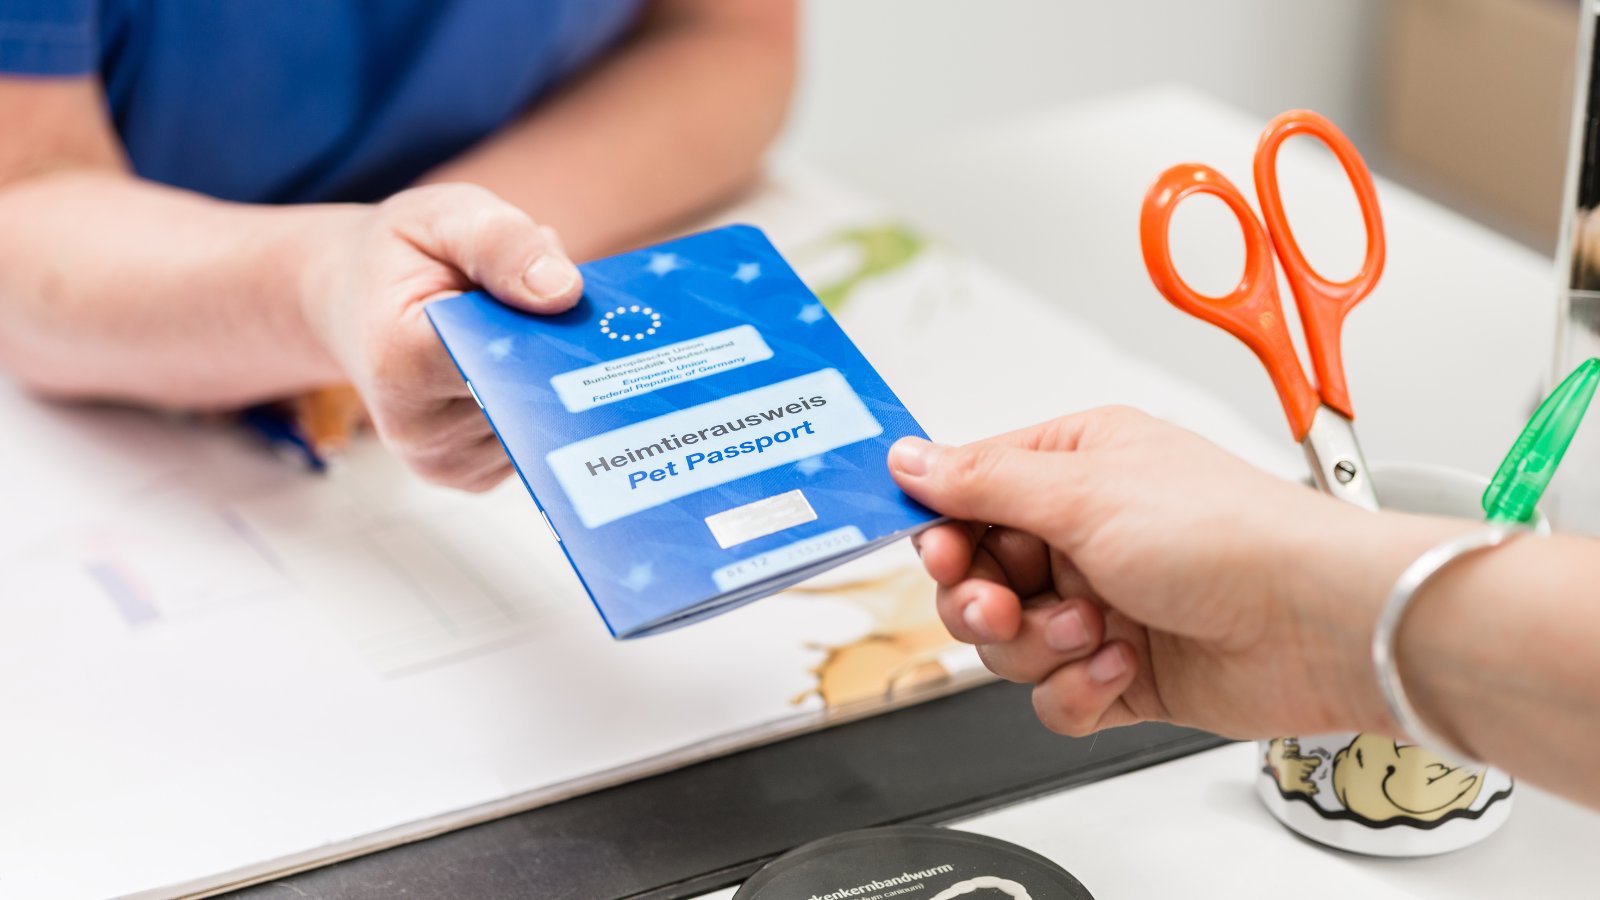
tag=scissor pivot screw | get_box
[1333,460,1358,484]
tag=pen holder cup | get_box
[1255,461,1548,857]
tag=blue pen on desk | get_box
[241,404,326,471]
[240,385,365,471]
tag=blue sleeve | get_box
[0,0,96,75]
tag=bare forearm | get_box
[1301,512,1600,806]
[417,0,796,260]
[1400,531,1600,804]
[0,170,349,407]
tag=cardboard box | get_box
[1380,0,1580,248]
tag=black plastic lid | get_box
[734,825,1094,900]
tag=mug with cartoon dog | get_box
[1254,462,1547,855]
[1257,733,1514,855]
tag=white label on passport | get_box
[550,324,773,412]
[704,489,817,549]
[712,526,866,591]
[546,368,883,529]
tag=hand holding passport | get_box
[427,224,940,637]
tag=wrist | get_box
[284,202,371,383]
[1278,500,1472,736]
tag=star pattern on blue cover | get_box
[600,305,662,341]
[619,562,654,591]
[646,253,683,276]
[734,262,761,283]
[795,455,827,476]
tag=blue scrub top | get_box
[0,0,648,203]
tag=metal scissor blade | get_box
[1301,405,1380,511]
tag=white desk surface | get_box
[696,87,1599,898]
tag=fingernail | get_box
[1045,608,1089,653]
[889,437,947,478]
[523,254,579,301]
[962,602,996,642]
[1087,644,1127,684]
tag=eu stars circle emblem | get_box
[600,305,662,342]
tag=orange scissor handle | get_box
[1139,163,1321,441]
[1254,110,1385,420]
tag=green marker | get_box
[1482,358,1600,523]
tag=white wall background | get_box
[781,0,1382,169]
[769,0,1567,475]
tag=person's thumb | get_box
[889,435,1088,540]
[393,183,583,313]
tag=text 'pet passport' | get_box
[426,225,939,637]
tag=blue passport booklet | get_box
[425,224,939,638]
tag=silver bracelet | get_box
[1372,524,1529,768]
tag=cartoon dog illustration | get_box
[1265,734,1485,824]
[1266,737,1322,796]
[1331,734,1483,823]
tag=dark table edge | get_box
[624,731,1236,900]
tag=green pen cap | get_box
[1482,357,1600,523]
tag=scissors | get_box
[1139,109,1384,511]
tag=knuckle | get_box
[935,589,969,637]
[973,645,1028,684]
[400,443,483,489]
[462,465,512,493]
[1097,404,1156,438]
[1032,675,1108,736]
[940,443,1001,494]
[973,646,1009,681]
[377,416,484,481]
[413,181,496,209]
[400,450,457,485]
[362,361,426,412]
[412,420,484,463]
[1032,687,1098,737]
[380,183,518,245]
[363,331,457,399]
[378,183,463,219]
[466,201,532,244]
